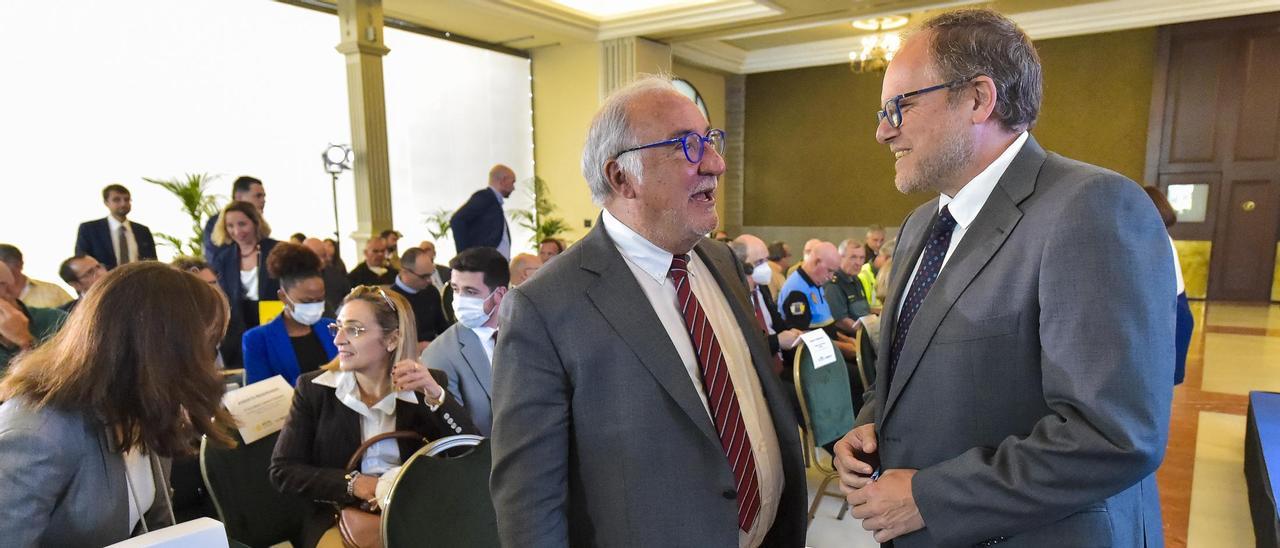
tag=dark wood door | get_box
[1148,13,1280,301]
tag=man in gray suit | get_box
[420,246,508,436]
[490,76,807,547]
[833,9,1174,547]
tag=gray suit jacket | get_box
[854,136,1174,547]
[0,397,175,548]
[421,322,494,436]
[490,221,808,547]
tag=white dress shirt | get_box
[122,447,155,532]
[311,369,439,475]
[470,326,497,364]
[106,216,138,264]
[240,267,259,301]
[491,187,511,260]
[601,209,783,548]
[898,132,1028,318]
[752,287,777,335]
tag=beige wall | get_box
[531,42,601,242]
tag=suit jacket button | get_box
[723,489,737,500]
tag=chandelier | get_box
[849,15,909,73]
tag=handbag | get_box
[337,431,428,548]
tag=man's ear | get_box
[968,75,999,124]
[605,159,638,199]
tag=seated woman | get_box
[243,243,337,386]
[209,200,280,367]
[0,262,234,547]
[270,286,477,548]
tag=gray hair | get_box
[581,76,679,206]
[921,8,1042,132]
[837,238,863,255]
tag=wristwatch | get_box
[345,471,361,498]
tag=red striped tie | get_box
[668,254,761,532]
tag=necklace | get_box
[239,244,260,259]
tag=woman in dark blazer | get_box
[0,262,234,547]
[243,243,338,386]
[209,200,280,367]
[270,286,477,547]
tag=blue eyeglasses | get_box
[616,129,726,164]
[876,78,975,128]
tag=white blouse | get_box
[122,447,155,532]
[240,267,259,301]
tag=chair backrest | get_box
[381,435,499,548]
[199,432,310,548]
[791,334,855,455]
[856,324,878,390]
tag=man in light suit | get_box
[74,184,158,270]
[834,9,1174,547]
[451,165,515,259]
[490,77,807,547]
[421,247,508,436]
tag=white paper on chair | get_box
[222,375,293,443]
[800,329,837,369]
[106,517,228,547]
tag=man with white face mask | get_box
[419,247,508,436]
[242,243,339,386]
[730,234,802,381]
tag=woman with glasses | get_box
[270,286,477,548]
[209,200,280,367]
[242,243,337,386]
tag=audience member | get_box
[289,233,306,244]
[56,255,106,313]
[242,243,337,386]
[508,253,542,286]
[415,240,452,290]
[826,238,872,336]
[0,261,66,371]
[74,184,159,270]
[712,229,731,243]
[1145,186,1194,385]
[863,224,886,268]
[778,240,839,330]
[323,238,344,268]
[0,262,233,546]
[451,164,515,258]
[785,238,821,276]
[380,229,403,270]
[347,236,397,286]
[731,234,803,377]
[303,238,350,318]
[871,238,895,305]
[389,247,450,349]
[0,244,74,309]
[170,256,221,288]
[490,76,806,546]
[537,237,565,264]
[209,200,280,367]
[421,247,509,436]
[270,286,476,548]
[203,176,266,257]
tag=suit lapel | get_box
[580,222,722,449]
[456,327,494,401]
[266,316,301,382]
[96,218,118,269]
[874,203,935,425]
[881,136,1047,421]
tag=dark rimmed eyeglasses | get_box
[616,129,726,164]
[876,78,975,129]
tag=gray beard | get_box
[895,129,975,195]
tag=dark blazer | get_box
[756,285,787,355]
[347,262,397,287]
[270,368,477,548]
[854,135,1173,547]
[74,217,157,269]
[490,220,808,547]
[242,315,339,386]
[202,214,223,259]
[389,282,449,343]
[450,188,506,254]
[209,238,281,367]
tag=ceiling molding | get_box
[665,0,981,43]
[1011,0,1280,40]
[672,40,749,73]
[597,1,784,40]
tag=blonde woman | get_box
[209,200,279,366]
[269,286,476,547]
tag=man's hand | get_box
[777,329,803,350]
[847,469,924,543]
[0,299,32,350]
[834,424,878,490]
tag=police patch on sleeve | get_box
[789,301,806,315]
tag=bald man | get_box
[508,253,542,286]
[452,164,516,259]
[731,235,803,377]
[777,241,839,330]
[0,261,66,371]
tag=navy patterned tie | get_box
[887,206,957,388]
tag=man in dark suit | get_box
[451,164,515,259]
[834,10,1174,547]
[74,184,157,270]
[389,247,450,347]
[490,77,807,547]
[202,176,265,258]
[347,236,397,287]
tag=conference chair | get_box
[792,334,856,525]
[381,435,499,548]
[199,431,310,547]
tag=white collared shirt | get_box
[752,287,776,335]
[393,276,419,295]
[106,216,138,264]
[898,132,1028,317]
[470,326,497,364]
[311,369,433,475]
[601,208,783,548]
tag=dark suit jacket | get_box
[855,135,1173,547]
[74,217,158,269]
[209,238,281,367]
[347,262,397,287]
[242,315,339,386]
[490,220,807,547]
[270,368,477,548]
[450,188,506,253]
[389,283,449,343]
[202,214,223,259]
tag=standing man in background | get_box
[451,165,515,259]
[74,184,158,270]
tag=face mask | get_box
[750,262,772,286]
[453,290,496,329]
[287,296,325,326]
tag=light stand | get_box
[322,144,352,240]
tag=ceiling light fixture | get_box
[849,16,909,73]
